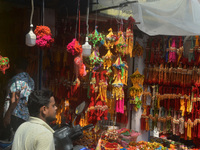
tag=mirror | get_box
[75,101,86,115]
[72,101,86,127]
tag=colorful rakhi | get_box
[0,55,10,74]
[88,26,105,48]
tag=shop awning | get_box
[93,0,200,36]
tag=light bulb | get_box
[26,24,36,47]
[82,37,91,57]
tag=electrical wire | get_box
[86,0,90,36]
[75,0,80,39]
[30,0,34,26]
[42,0,45,25]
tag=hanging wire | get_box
[42,0,45,25]
[115,6,122,24]
[30,0,34,26]
[75,0,80,39]
[86,0,90,36]
[95,5,98,27]
[120,18,123,31]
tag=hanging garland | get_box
[34,25,54,49]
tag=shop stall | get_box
[1,0,200,149]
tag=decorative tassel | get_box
[169,37,177,63]
[189,37,195,63]
[165,38,171,63]
[177,37,184,65]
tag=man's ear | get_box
[40,106,48,115]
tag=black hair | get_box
[14,57,28,71]
[28,89,53,117]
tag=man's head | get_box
[28,90,57,123]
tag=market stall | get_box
[1,0,200,149]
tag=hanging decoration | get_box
[104,28,118,50]
[67,38,83,56]
[0,55,10,74]
[88,26,105,48]
[126,28,134,57]
[102,49,113,70]
[113,56,125,79]
[177,37,184,65]
[112,76,124,114]
[88,47,103,71]
[34,25,54,49]
[102,28,117,71]
[115,31,127,56]
[168,37,177,63]
[132,41,144,57]
[194,36,200,66]
[188,37,195,63]
[129,68,144,111]
[142,35,200,147]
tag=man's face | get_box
[45,96,57,123]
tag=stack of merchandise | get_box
[117,128,141,148]
[150,136,195,150]
[129,141,167,150]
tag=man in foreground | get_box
[12,90,57,150]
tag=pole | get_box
[38,0,44,90]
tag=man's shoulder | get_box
[17,121,53,135]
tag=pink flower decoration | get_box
[66,38,76,55]
[36,35,54,49]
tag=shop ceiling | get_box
[5,0,200,36]
[1,0,136,19]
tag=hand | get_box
[11,91,20,104]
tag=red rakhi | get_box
[0,55,10,74]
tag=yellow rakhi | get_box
[132,41,143,57]
[112,76,124,100]
[113,56,125,79]
[115,31,127,56]
[102,49,113,70]
[129,84,143,98]
[104,28,118,50]
[130,68,144,85]
[126,28,134,57]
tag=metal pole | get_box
[38,0,44,90]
